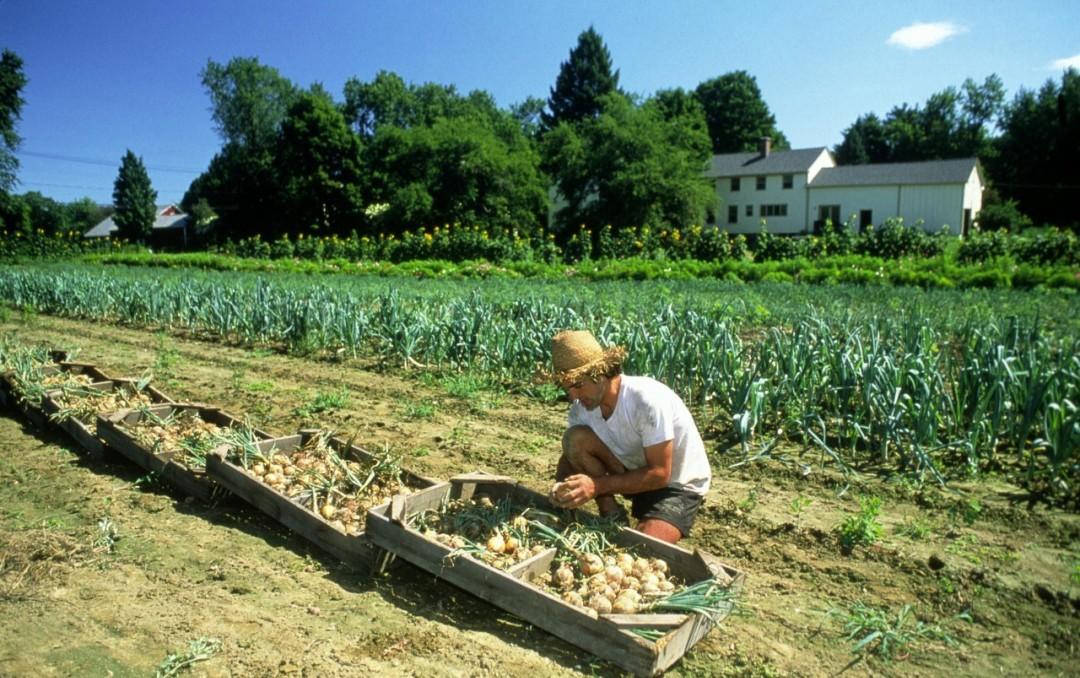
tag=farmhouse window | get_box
[818,205,841,226]
[731,177,740,191]
[761,204,788,217]
[782,174,793,189]
[756,176,766,190]
[728,205,738,224]
[746,205,754,217]
[859,210,873,231]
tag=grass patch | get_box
[293,388,350,419]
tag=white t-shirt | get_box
[568,375,711,496]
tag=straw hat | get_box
[538,330,626,386]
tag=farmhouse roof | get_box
[810,158,981,188]
[84,204,190,238]
[705,147,831,177]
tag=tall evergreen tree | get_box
[541,27,620,130]
[112,150,157,243]
[694,71,788,154]
[0,49,28,194]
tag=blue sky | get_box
[2,0,1078,206]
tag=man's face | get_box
[564,377,605,410]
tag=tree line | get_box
[1,30,1078,245]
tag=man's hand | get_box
[549,474,598,509]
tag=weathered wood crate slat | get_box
[206,430,438,569]
[366,476,745,676]
[96,403,274,501]
[2,362,113,427]
[41,379,175,459]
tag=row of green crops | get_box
[1,263,1077,504]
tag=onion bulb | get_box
[611,595,638,614]
[562,591,584,607]
[650,557,669,575]
[580,553,604,576]
[320,503,336,520]
[616,553,635,575]
[587,593,612,615]
[486,533,506,554]
[632,557,651,578]
[603,565,625,587]
[503,536,519,554]
[555,565,575,589]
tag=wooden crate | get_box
[0,350,70,408]
[97,403,274,501]
[40,379,175,459]
[366,475,745,676]
[206,430,438,568]
[3,362,113,427]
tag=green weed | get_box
[153,333,180,378]
[895,517,933,541]
[403,399,438,420]
[154,636,221,678]
[244,379,274,393]
[837,496,884,551]
[412,446,432,458]
[94,517,119,553]
[789,494,812,525]
[829,601,959,663]
[441,372,486,398]
[293,388,350,418]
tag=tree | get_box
[364,110,547,235]
[541,27,620,131]
[543,93,714,234]
[64,197,108,236]
[510,96,546,139]
[991,68,1080,229]
[274,90,366,235]
[694,71,789,154]
[835,114,888,164]
[112,150,157,243]
[189,57,298,239]
[836,75,1005,165]
[0,49,28,194]
[201,57,299,149]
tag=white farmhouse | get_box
[705,139,983,236]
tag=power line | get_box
[16,150,203,174]
[19,180,190,192]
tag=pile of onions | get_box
[542,553,676,617]
[244,441,404,536]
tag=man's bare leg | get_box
[559,425,626,515]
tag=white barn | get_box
[705,139,983,236]
[85,204,192,245]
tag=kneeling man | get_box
[544,330,711,544]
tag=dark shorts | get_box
[630,486,704,537]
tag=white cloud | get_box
[1050,53,1080,70]
[887,22,965,50]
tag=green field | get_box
[2,262,1077,504]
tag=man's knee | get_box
[565,425,600,457]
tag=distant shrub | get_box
[976,200,1032,233]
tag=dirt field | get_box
[1,313,1077,677]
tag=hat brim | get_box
[534,345,627,386]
